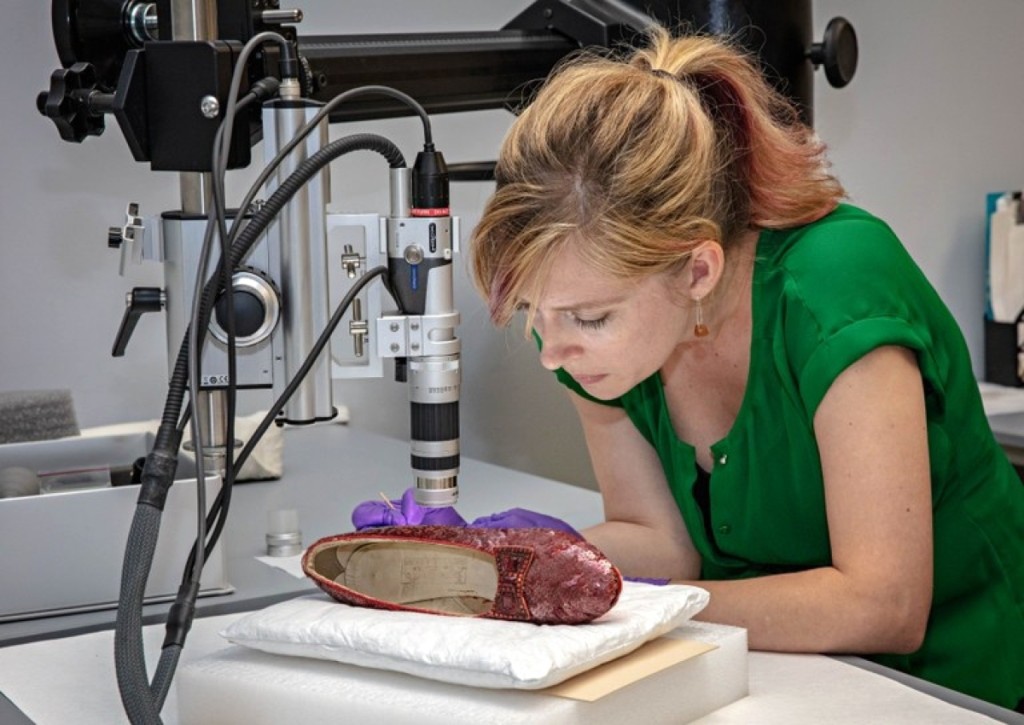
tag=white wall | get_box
[813,0,1024,353]
[3,1,1024,492]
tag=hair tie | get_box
[650,68,678,81]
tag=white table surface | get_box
[0,423,1020,723]
[0,609,1005,725]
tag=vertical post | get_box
[262,82,337,424]
[169,0,229,468]
[170,0,219,214]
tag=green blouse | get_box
[554,204,1024,708]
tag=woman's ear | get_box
[686,241,725,300]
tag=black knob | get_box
[808,17,858,89]
[209,270,281,347]
[215,289,267,339]
[108,226,124,248]
[37,62,109,142]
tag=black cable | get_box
[156,136,403,534]
[146,93,266,707]
[227,85,431,253]
[180,92,259,594]
[176,402,192,437]
[172,133,405,583]
[114,504,168,724]
[115,32,293,723]
[184,265,391,569]
[114,63,421,723]
[178,135,405,579]
[192,265,401,569]
[237,267,389,476]
[182,48,286,604]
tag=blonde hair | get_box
[470,27,845,325]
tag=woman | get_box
[469,27,1023,709]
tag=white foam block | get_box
[217,583,711,690]
[176,620,748,724]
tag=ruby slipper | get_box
[302,525,623,624]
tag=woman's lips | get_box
[573,373,608,386]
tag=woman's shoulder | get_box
[759,203,913,281]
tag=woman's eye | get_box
[573,315,608,330]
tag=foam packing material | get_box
[176,620,749,724]
[218,582,710,689]
[0,389,78,444]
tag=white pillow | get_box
[221,581,709,690]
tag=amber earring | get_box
[694,298,709,337]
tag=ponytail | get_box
[470,26,844,325]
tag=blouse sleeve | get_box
[775,215,947,419]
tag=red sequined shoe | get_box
[302,525,622,624]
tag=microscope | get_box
[36,0,859,501]
[36,1,856,721]
[42,5,464,511]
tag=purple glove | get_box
[470,511,666,582]
[469,508,580,537]
[623,576,671,586]
[351,488,467,531]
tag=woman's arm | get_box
[685,345,934,654]
[572,394,703,580]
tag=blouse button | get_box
[718,523,732,535]
[717,453,728,466]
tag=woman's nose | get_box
[539,333,580,371]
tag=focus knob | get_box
[210,269,280,348]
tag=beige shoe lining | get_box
[312,541,498,616]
